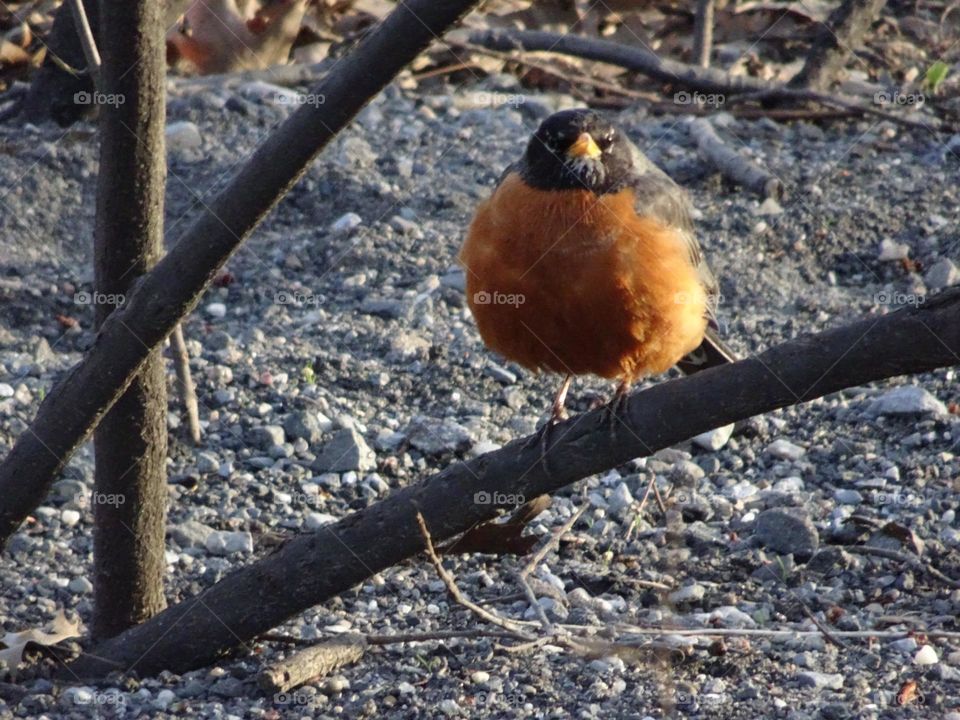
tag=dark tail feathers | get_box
[675,326,737,375]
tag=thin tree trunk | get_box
[91,0,168,639]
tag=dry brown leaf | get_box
[168,0,308,75]
[0,611,81,672]
[0,38,29,67]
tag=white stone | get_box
[205,302,227,319]
[205,530,253,555]
[330,212,362,233]
[165,121,202,151]
[915,645,939,665]
[878,238,910,261]
[766,439,806,461]
[693,423,734,451]
[870,386,947,417]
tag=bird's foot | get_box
[602,380,631,440]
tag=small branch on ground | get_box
[257,635,367,693]
[689,117,784,200]
[845,545,960,589]
[511,502,586,633]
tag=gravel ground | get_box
[1,73,960,719]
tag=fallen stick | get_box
[464,28,938,131]
[65,289,960,678]
[845,545,960,589]
[257,635,367,693]
[689,117,784,200]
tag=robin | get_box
[459,108,735,435]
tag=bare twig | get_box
[260,628,521,647]
[169,324,201,445]
[800,604,849,650]
[66,0,101,88]
[512,503,586,631]
[521,503,587,578]
[416,513,534,640]
[689,117,784,200]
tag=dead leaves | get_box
[0,611,81,674]
[167,0,308,75]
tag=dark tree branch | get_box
[0,0,481,548]
[90,0,169,639]
[466,28,771,96]
[464,29,937,131]
[788,0,887,92]
[67,289,960,678]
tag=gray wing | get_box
[625,141,737,371]
[624,141,720,320]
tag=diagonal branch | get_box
[66,288,960,678]
[0,0,482,547]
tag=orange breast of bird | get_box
[459,172,708,382]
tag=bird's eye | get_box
[597,131,615,150]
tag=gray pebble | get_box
[312,428,376,473]
[754,508,819,560]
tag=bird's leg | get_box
[603,379,631,438]
[523,374,572,473]
[550,374,572,424]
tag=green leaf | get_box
[924,61,950,93]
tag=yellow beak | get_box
[567,132,602,159]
